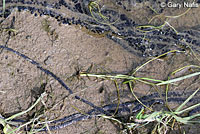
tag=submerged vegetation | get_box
[80,49,200,133]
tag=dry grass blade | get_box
[5,93,46,121]
[129,82,153,111]
[132,50,183,75]
[0,93,47,134]
[156,72,200,86]
[175,88,200,113]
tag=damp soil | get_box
[0,1,200,134]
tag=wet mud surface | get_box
[0,0,200,134]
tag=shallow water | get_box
[1,0,200,56]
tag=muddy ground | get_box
[0,2,200,134]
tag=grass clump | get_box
[88,0,118,25]
[0,93,51,134]
[80,49,200,134]
[93,88,200,134]
[136,6,191,34]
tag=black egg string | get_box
[1,0,200,57]
[0,46,199,131]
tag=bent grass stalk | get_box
[131,49,184,75]
[80,73,165,83]
[156,71,200,86]
[80,49,200,133]
[99,88,200,133]
[129,81,153,111]
[113,80,121,116]
[136,6,191,33]
[183,39,200,62]
[0,93,47,134]
[88,0,109,24]
[88,0,119,26]
[165,65,200,105]
[80,50,200,120]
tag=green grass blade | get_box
[2,0,6,16]
[129,82,153,111]
[175,88,200,113]
[175,103,200,115]
[157,72,200,86]
[182,113,200,121]
[5,93,46,121]
[132,50,183,75]
[173,114,200,124]
[99,115,123,124]
[173,115,189,124]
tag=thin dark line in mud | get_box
[1,1,200,132]
[1,45,200,131]
[0,45,73,94]
[11,92,200,131]
[0,45,109,115]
